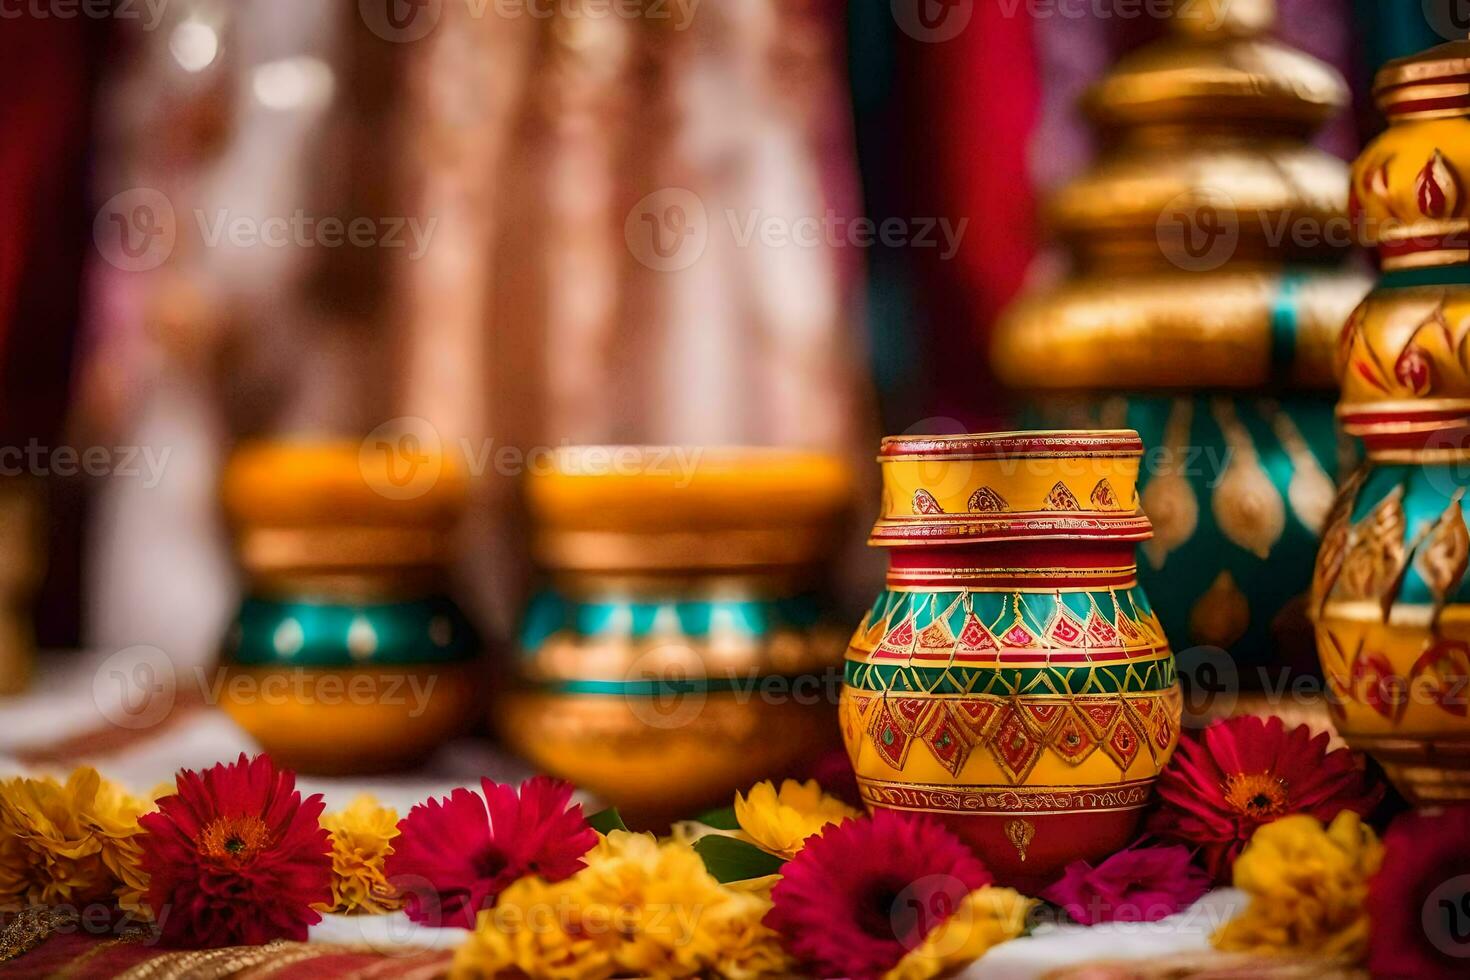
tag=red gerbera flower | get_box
[137,754,331,948]
[1041,842,1210,925]
[766,808,994,979]
[1369,805,1470,979]
[386,774,596,928]
[1146,716,1382,882]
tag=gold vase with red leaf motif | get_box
[1314,40,1470,804]
[840,431,1181,889]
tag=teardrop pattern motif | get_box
[1416,149,1461,220]
[1210,400,1286,561]
[1395,342,1434,396]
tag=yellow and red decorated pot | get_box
[841,431,1181,888]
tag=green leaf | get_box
[586,807,628,834]
[696,805,741,831]
[693,834,784,883]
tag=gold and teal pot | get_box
[1313,40,1470,805]
[499,447,853,826]
[842,431,1181,890]
[993,1,1371,671]
[217,441,479,774]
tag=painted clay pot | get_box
[217,441,478,774]
[841,431,1181,889]
[499,447,853,826]
[1312,39,1470,805]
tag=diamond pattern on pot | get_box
[1103,714,1143,770]
[867,700,913,770]
[990,702,1045,783]
[919,703,978,776]
[1051,707,1098,764]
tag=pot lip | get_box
[878,429,1143,461]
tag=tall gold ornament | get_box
[1314,39,1470,804]
[994,0,1371,671]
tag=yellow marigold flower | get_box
[884,887,1034,980]
[79,774,156,916]
[0,767,149,910]
[451,830,788,980]
[317,794,403,915]
[454,874,617,980]
[734,779,860,859]
[697,882,792,980]
[1213,811,1383,959]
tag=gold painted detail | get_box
[968,487,1008,513]
[1211,399,1286,560]
[1141,399,1199,570]
[1334,485,1407,613]
[1417,492,1470,618]
[1044,482,1082,511]
[1189,571,1252,649]
[1005,819,1036,862]
[1090,478,1121,511]
[913,490,944,515]
[1269,402,1336,535]
[855,777,1156,816]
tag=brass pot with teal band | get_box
[994,0,1370,668]
[217,440,479,774]
[500,447,853,826]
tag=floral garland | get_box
[0,715,1465,978]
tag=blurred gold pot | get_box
[499,446,853,826]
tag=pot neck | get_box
[883,540,1139,591]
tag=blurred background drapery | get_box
[9,0,1458,673]
[76,0,878,668]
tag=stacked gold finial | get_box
[994,0,1370,669]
